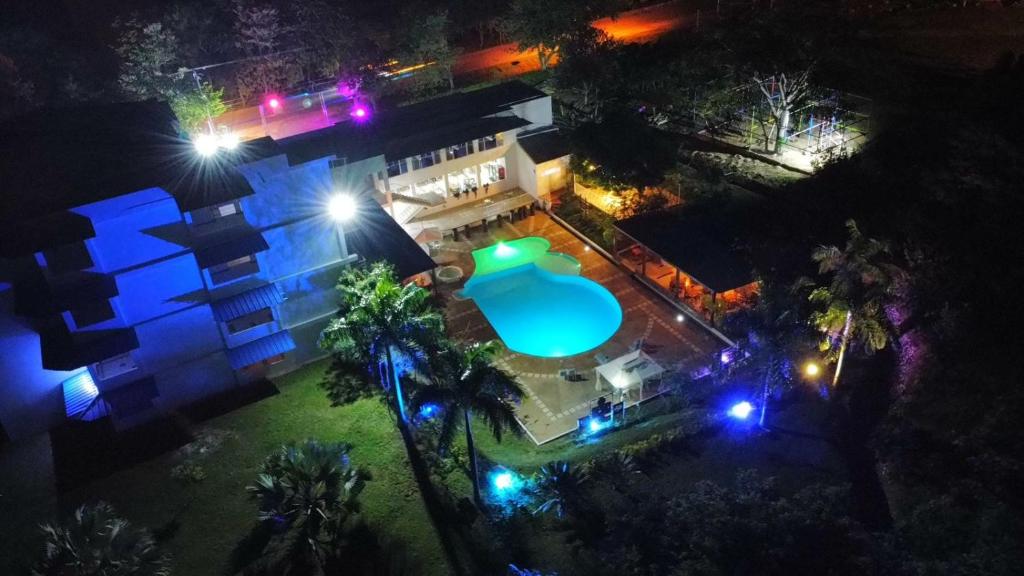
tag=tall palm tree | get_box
[411,340,524,506]
[247,440,364,575]
[807,219,904,387]
[533,461,589,519]
[33,502,170,576]
[318,262,444,423]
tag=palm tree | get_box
[591,451,642,493]
[247,440,364,575]
[807,219,904,387]
[318,262,444,423]
[533,461,589,518]
[33,502,170,576]
[411,340,524,506]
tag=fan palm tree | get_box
[806,219,904,387]
[33,502,170,576]
[247,440,364,575]
[591,451,642,493]
[533,461,589,518]
[318,262,444,423]
[411,340,524,506]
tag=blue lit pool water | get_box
[462,237,622,358]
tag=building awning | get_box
[193,230,269,269]
[211,283,285,322]
[227,330,296,369]
[345,200,437,280]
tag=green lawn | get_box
[57,361,449,576]
[2,358,842,576]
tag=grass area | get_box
[47,361,449,576]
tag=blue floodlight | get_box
[418,403,440,420]
[728,401,754,420]
[589,418,602,433]
[720,350,733,365]
[493,471,514,491]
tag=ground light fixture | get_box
[675,313,685,323]
[728,401,754,420]
[494,241,516,258]
[804,361,821,378]
[327,193,358,221]
[266,95,281,110]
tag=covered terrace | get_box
[611,198,762,326]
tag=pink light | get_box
[350,104,371,123]
[266,96,281,110]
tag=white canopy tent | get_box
[594,350,665,403]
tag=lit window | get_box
[94,352,138,381]
[446,141,474,160]
[209,255,259,285]
[411,150,442,170]
[217,203,238,217]
[480,157,507,184]
[477,134,503,151]
[387,158,408,177]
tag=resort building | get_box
[0,81,568,441]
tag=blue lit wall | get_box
[78,191,187,274]
[131,305,224,376]
[114,254,206,325]
[0,288,71,440]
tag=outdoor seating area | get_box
[433,210,720,443]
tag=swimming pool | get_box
[462,237,622,358]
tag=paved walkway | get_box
[435,212,720,443]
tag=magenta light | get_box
[267,96,281,109]
[350,105,371,122]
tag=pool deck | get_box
[434,211,721,444]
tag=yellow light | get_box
[804,362,821,378]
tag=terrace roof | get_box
[613,198,762,293]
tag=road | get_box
[454,1,693,79]
[218,1,694,142]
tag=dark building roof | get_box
[518,130,571,164]
[41,324,140,371]
[614,198,763,293]
[193,229,270,269]
[227,330,296,369]
[383,116,530,160]
[345,198,437,280]
[279,81,547,165]
[211,283,285,322]
[0,101,278,256]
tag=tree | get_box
[247,440,365,575]
[806,219,904,387]
[169,82,228,134]
[0,53,34,121]
[113,19,181,100]
[233,0,298,103]
[318,262,444,424]
[554,28,621,118]
[502,0,622,70]
[411,340,524,506]
[570,111,678,214]
[289,0,365,82]
[397,9,460,94]
[33,502,170,576]
[533,461,590,518]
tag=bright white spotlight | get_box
[218,132,240,151]
[675,314,685,323]
[193,133,218,157]
[327,194,357,221]
[493,472,513,491]
[728,401,754,420]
